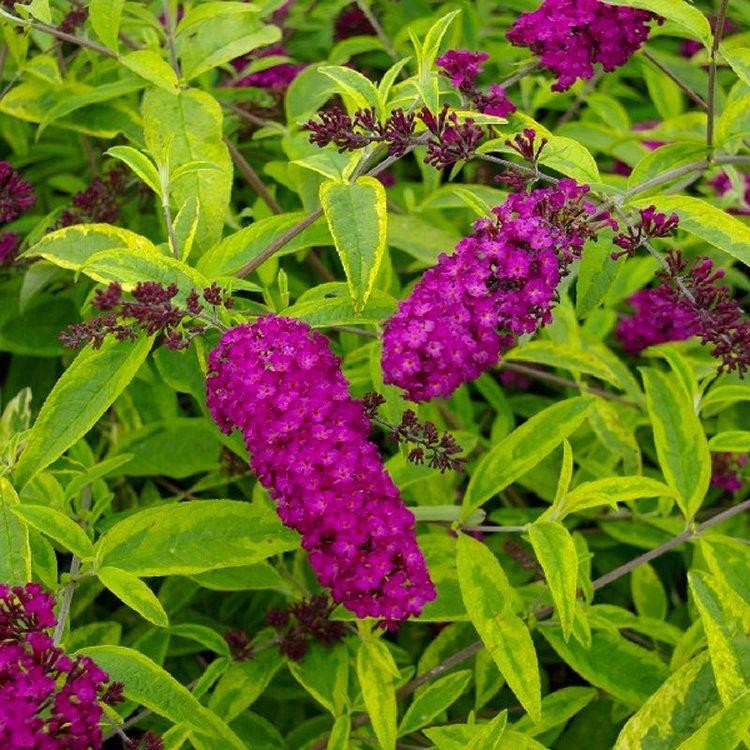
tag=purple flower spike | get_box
[206,316,436,626]
[382,180,600,401]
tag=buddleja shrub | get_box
[1,0,749,747]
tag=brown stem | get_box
[226,139,283,215]
[706,0,729,151]
[641,50,707,110]
[0,9,119,59]
[498,60,542,90]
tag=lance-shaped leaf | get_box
[457,533,541,722]
[320,176,387,311]
[642,368,710,519]
[528,521,578,640]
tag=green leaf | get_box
[386,213,460,266]
[415,10,460,111]
[78,646,244,748]
[319,65,381,112]
[642,368,711,519]
[715,95,750,147]
[288,641,349,715]
[702,383,750,412]
[95,499,299,576]
[13,337,151,487]
[528,522,578,640]
[631,563,668,620]
[0,478,31,584]
[208,649,282,721]
[614,652,723,749]
[121,50,179,92]
[542,625,669,708]
[89,0,124,50]
[169,624,230,656]
[688,572,750,705]
[504,341,620,386]
[398,670,472,736]
[463,397,591,517]
[11,505,93,559]
[179,17,281,80]
[600,0,711,46]
[25,224,157,271]
[105,146,162,195]
[676,690,750,750]
[513,687,597,737]
[722,47,750,88]
[282,283,396,327]
[551,476,674,519]
[576,240,621,317]
[97,567,169,627]
[357,639,398,750]
[196,212,330,278]
[700,535,750,609]
[457,534,542,722]
[631,195,750,267]
[106,419,220,478]
[142,88,232,252]
[320,176,387,310]
[173,196,200,262]
[708,431,750,452]
[627,143,707,197]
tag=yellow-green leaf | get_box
[11,504,93,559]
[642,368,710,519]
[528,522,578,640]
[320,176,387,311]
[463,397,591,517]
[97,566,169,627]
[457,534,541,721]
[357,639,398,750]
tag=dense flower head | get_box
[616,287,698,354]
[382,180,603,401]
[0,161,36,224]
[507,0,658,91]
[0,583,119,749]
[711,452,748,493]
[474,84,517,117]
[437,49,489,93]
[233,45,303,93]
[206,317,436,624]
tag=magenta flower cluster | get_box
[507,0,658,91]
[0,583,119,749]
[0,161,35,267]
[206,316,436,624]
[437,49,516,118]
[616,287,697,354]
[382,180,604,401]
